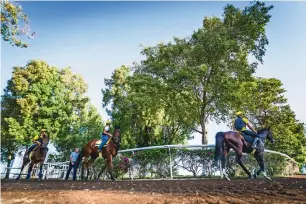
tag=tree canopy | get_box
[1,60,103,161]
[1,0,35,48]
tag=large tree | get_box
[1,60,103,162]
[1,0,35,47]
[102,66,192,148]
[136,1,274,144]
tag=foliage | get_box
[177,148,214,177]
[102,65,192,149]
[91,156,132,179]
[134,1,273,144]
[1,0,35,47]
[231,77,306,163]
[1,60,103,161]
[131,149,179,178]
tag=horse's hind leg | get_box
[235,153,252,179]
[221,146,230,181]
[96,160,107,181]
[16,159,30,180]
[86,157,96,180]
[81,157,88,181]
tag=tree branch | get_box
[192,128,203,134]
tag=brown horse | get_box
[76,126,121,181]
[16,136,49,180]
[214,127,275,181]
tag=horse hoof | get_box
[262,172,271,180]
[249,175,255,180]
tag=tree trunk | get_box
[5,154,12,179]
[201,121,208,144]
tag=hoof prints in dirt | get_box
[1,177,306,204]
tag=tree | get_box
[1,60,103,161]
[102,66,192,148]
[136,1,274,144]
[1,0,35,48]
[231,77,306,163]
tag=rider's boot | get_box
[251,137,260,149]
[98,151,103,158]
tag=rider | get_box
[98,120,112,157]
[25,129,48,159]
[233,111,260,149]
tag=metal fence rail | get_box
[2,145,297,180]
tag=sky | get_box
[1,1,306,147]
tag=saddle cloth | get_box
[94,139,109,147]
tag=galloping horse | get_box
[16,136,49,180]
[214,127,275,181]
[76,126,121,181]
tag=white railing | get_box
[3,145,297,180]
[118,144,297,179]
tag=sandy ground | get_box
[1,176,306,204]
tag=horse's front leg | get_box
[107,157,115,182]
[26,162,34,180]
[253,152,271,180]
[38,162,44,181]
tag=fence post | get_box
[168,148,173,179]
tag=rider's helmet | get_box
[40,129,47,137]
[106,120,111,125]
[235,111,243,116]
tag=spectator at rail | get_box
[65,148,79,180]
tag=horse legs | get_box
[38,162,44,181]
[235,153,253,179]
[26,161,35,180]
[16,158,30,180]
[253,152,271,180]
[96,160,107,181]
[85,157,96,181]
[107,156,115,182]
[81,157,88,181]
[221,146,230,181]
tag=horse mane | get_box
[257,128,270,134]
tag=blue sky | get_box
[1,1,306,145]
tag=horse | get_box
[76,125,121,181]
[214,127,275,181]
[16,136,49,180]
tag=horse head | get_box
[257,127,275,144]
[41,135,50,149]
[112,125,121,145]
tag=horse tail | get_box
[75,148,84,170]
[214,132,225,161]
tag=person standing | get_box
[65,148,79,180]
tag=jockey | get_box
[98,120,112,157]
[233,111,260,149]
[25,129,47,159]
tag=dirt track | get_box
[1,177,306,204]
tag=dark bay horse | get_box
[76,126,121,181]
[214,127,275,181]
[16,136,49,180]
